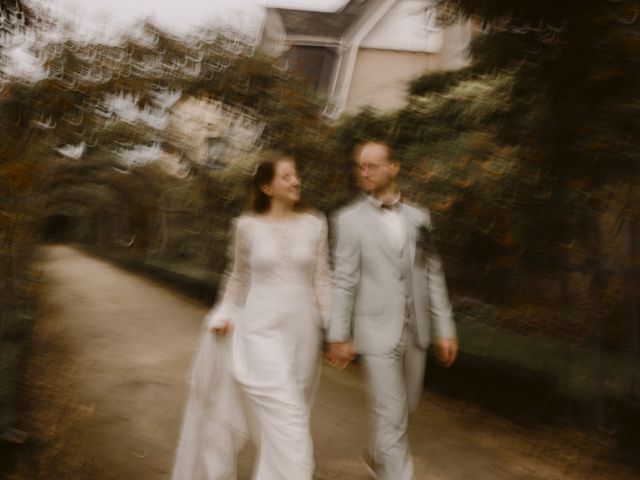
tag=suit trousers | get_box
[361,326,428,480]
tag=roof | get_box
[271,0,373,39]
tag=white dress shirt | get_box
[368,194,406,251]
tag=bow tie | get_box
[380,202,398,210]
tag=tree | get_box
[416,0,640,427]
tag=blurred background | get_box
[1,0,639,478]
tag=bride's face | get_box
[262,159,301,206]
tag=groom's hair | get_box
[353,140,399,165]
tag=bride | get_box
[171,152,331,480]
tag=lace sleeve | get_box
[205,216,251,330]
[312,214,333,330]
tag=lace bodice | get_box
[206,212,332,329]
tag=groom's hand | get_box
[435,338,458,368]
[326,342,355,369]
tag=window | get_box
[205,136,228,168]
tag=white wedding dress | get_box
[171,212,331,480]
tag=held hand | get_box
[325,342,356,369]
[435,338,458,368]
[210,321,231,336]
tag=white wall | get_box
[360,0,443,53]
[346,49,436,113]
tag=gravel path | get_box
[8,245,638,479]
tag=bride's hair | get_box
[248,151,304,213]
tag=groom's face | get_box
[355,142,399,193]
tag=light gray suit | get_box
[328,196,456,480]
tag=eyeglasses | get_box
[357,163,382,173]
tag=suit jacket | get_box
[327,196,456,354]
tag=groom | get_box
[327,140,458,480]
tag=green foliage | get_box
[0,21,333,337]
[408,67,474,96]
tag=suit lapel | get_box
[400,204,417,264]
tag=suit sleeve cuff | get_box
[433,317,457,340]
[325,324,351,343]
